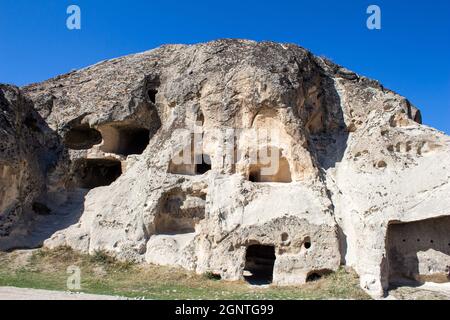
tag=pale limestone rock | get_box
[1,39,449,297]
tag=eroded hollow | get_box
[306,272,322,282]
[168,150,212,176]
[306,269,332,282]
[387,217,450,285]
[64,124,102,150]
[196,154,211,175]
[303,236,312,249]
[153,191,205,235]
[100,126,150,156]
[72,159,122,189]
[168,159,195,176]
[248,148,292,183]
[148,89,158,104]
[196,111,204,126]
[243,244,276,285]
[413,111,422,124]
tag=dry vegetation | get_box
[0,247,370,300]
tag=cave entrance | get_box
[387,217,450,285]
[148,89,158,104]
[100,126,150,156]
[73,159,122,189]
[120,127,150,155]
[64,124,102,150]
[196,154,211,175]
[306,269,332,282]
[244,245,276,285]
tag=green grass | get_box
[0,247,370,300]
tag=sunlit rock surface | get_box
[1,40,449,297]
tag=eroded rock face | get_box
[1,39,449,296]
[0,85,61,244]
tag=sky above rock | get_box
[0,0,448,133]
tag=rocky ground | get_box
[387,282,450,300]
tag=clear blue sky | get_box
[1,0,449,133]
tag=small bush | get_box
[90,250,117,265]
[89,250,134,271]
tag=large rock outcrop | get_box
[0,84,61,245]
[1,39,449,297]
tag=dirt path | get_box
[0,286,128,300]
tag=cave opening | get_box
[64,124,102,150]
[148,89,158,104]
[196,111,204,126]
[248,170,260,183]
[243,244,276,285]
[306,273,322,282]
[100,126,150,156]
[196,154,211,175]
[306,270,332,282]
[414,111,422,124]
[387,217,450,285]
[72,159,122,189]
[120,127,151,155]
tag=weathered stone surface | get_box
[1,39,449,297]
[0,84,61,244]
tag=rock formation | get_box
[0,39,449,297]
[0,84,62,245]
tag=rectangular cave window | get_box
[243,244,276,285]
[121,128,150,155]
[72,159,122,189]
[247,148,292,183]
[196,154,211,175]
[100,126,150,156]
[386,217,450,285]
[248,170,260,183]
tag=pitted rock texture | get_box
[1,39,449,297]
[0,85,61,241]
